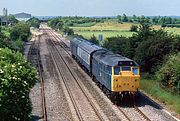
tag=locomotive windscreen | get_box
[118,61,136,66]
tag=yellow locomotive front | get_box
[111,62,140,94]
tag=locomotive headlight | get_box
[132,67,139,75]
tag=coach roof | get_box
[78,39,102,54]
[71,37,83,46]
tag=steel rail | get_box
[46,38,84,121]
[49,29,151,121]
[27,36,47,121]
[47,29,104,121]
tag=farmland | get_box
[71,21,180,40]
[70,22,136,39]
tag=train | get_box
[70,37,140,98]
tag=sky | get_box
[0,0,180,16]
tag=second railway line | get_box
[45,29,106,121]
[34,25,178,121]
[48,28,152,121]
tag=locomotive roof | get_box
[93,49,139,66]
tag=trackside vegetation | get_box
[0,48,37,120]
[27,17,41,28]
[104,22,180,91]
[0,16,39,120]
[157,53,180,93]
[48,15,180,115]
[104,20,180,115]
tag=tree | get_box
[159,17,166,26]
[56,21,64,30]
[27,17,40,28]
[10,22,30,41]
[152,16,159,24]
[132,15,137,22]
[157,53,180,93]
[48,18,59,29]
[7,15,18,25]
[137,20,152,42]
[134,29,175,72]
[122,14,128,22]
[105,36,129,56]
[90,34,99,45]
[117,15,122,22]
[0,48,37,120]
[0,26,1,32]
[63,26,74,35]
[130,25,138,32]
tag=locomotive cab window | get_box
[132,67,139,75]
[122,66,131,71]
[114,67,120,75]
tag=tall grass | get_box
[140,74,180,115]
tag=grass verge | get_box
[140,74,180,115]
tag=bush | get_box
[157,53,180,93]
[90,34,99,45]
[27,17,40,28]
[0,48,37,120]
[105,36,129,56]
[130,25,138,32]
[134,30,175,72]
[10,22,30,41]
[63,26,74,35]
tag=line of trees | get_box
[104,21,180,93]
[48,17,74,35]
[50,16,103,27]
[117,14,180,27]
[27,17,40,28]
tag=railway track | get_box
[114,95,151,121]
[27,36,47,121]
[134,105,151,121]
[117,105,151,121]
[47,28,151,121]
[44,29,104,121]
[46,28,153,121]
[48,29,153,121]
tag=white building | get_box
[14,12,32,21]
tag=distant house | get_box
[14,12,32,21]
[0,8,8,26]
[0,16,8,25]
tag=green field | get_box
[165,27,180,35]
[74,30,134,39]
[71,22,136,39]
[71,22,180,40]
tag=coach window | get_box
[114,67,120,75]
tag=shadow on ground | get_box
[31,115,43,121]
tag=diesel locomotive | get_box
[70,37,140,97]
